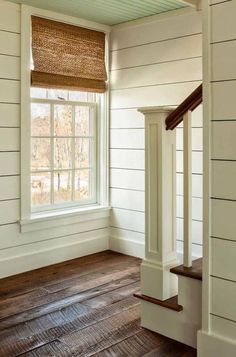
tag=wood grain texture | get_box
[134,294,183,312]
[166,84,202,130]
[0,251,196,356]
[170,258,202,281]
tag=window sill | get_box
[20,205,111,233]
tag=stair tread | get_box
[170,258,202,281]
[134,293,183,312]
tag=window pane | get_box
[30,87,47,99]
[48,89,68,100]
[75,170,91,200]
[69,91,88,102]
[31,103,50,136]
[75,107,90,136]
[54,171,72,203]
[31,138,50,170]
[75,138,90,169]
[54,138,72,169]
[31,172,51,206]
[54,105,72,136]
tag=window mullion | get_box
[31,98,96,108]
[72,105,75,201]
[31,135,94,139]
[50,104,54,204]
[91,106,96,202]
[31,167,93,174]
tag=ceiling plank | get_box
[177,0,199,7]
[7,0,188,25]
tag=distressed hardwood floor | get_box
[0,251,197,357]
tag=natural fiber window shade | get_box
[31,16,107,93]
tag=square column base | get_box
[141,259,178,301]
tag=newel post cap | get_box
[138,106,174,115]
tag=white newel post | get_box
[139,107,178,301]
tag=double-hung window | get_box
[21,7,109,227]
[31,89,97,211]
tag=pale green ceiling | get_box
[8,0,188,25]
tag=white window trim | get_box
[20,205,111,233]
[20,5,111,231]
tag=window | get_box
[31,88,98,212]
[21,6,110,226]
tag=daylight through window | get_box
[30,88,98,211]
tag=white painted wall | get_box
[109,8,203,259]
[199,1,236,355]
[0,0,109,278]
[0,1,203,278]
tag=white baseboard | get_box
[1,231,144,278]
[0,234,109,278]
[109,236,145,258]
[197,330,236,357]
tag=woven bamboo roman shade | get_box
[31,16,107,93]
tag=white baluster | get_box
[183,110,192,267]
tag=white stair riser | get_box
[140,275,202,348]
[178,276,202,323]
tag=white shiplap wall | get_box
[209,0,236,345]
[109,8,203,258]
[0,0,109,278]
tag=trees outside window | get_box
[30,88,97,211]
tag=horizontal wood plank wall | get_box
[110,9,203,258]
[0,1,109,278]
[210,0,236,340]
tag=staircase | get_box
[135,259,202,348]
[136,85,203,348]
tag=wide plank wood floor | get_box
[0,251,197,357]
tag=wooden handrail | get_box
[165,84,202,130]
